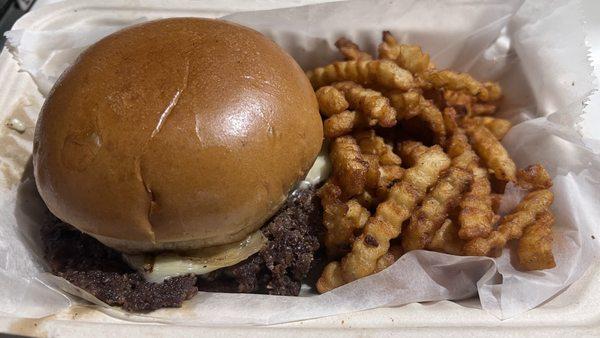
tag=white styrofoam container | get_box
[1,1,599,336]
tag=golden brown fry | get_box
[472,103,498,116]
[319,182,371,258]
[443,90,473,115]
[442,106,460,134]
[463,189,554,256]
[307,60,415,90]
[427,219,464,255]
[376,164,404,200]
[378,31,401,58]
[458,166,495,240]
[442,108,495,241]
[333,82,397,127]
[323,110,366,139]
[447,132,478,168]
[356,190,376,209]
[447,136,478,171]
[419,98,447,145]
[316,261,345,293]
[470,117,512,140]
[387,90,421,120]
[329,200,371,256]
[323,143,450,287]
[482,81,502,102]
[517,164,553,190]
[429,71,501,102]
[374,244,403,273]
[402,167,472,251]
[316,86,349,117]
[354,130,401,166]
[354,130,403,201]
[463,120,517,182]
[430,71,482,97]
[517,211,556,271]
[386,90,446,144]
[379,148,402,166]
[378,31,434,76]
[330,136,369,197]
[444,108,476,167]
[398,140,428,165]
[374,253,395,273]
[335,37,373,61]
[319,180,344,207]
[443,90,498,116]
[363,154,381,190]
[378,32,400,60]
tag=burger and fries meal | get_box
[32,17,556,312]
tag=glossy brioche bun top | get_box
[33,18,323,253]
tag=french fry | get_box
[472,102,498,116]
[387,90,421,120]
[398,140,425,164]
[316,261,345,293]
[363,154,381,190]
[427,219,464,255]
[386,90,446,144]
[443,90,499,116]
[322,191,371,258]
[482,81,502,102]
[442,108,495,240]
[517,164,553,190]
[463,119,517,182]
[429,70,501,102]
[354,130,404,202]
[319,182,371,258]
[463,189,554,256]
[335,37,373,61]
[402,167,472,251]
[443,90,473,115]
[517,211,556,271]
[430,71,482,97]
[374,244,403,273]
[323,110,369,139]
[470,117,512,140]
[356,190,376,209]
[441,107,461,140]
[458,165,495,240]
[376,164,404,200]
[307,60,415,90]
[330,136,369,197]
[333,81,397,127]
[446,130,478,167]
[316,86,349,117]
[417,98,446,145]
[378,31,434,78]
[354,130,401,165]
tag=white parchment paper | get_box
[2,0,599,325]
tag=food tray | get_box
[1,0,599,336]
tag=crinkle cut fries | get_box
[309,32,555,293]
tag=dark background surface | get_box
[0,0,35,48]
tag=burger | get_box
[35,18,325,311]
